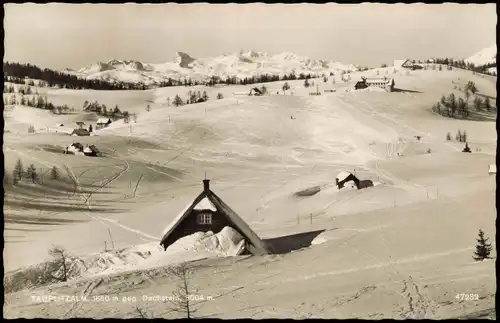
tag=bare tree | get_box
[48,245,70,282]
[135,305,153,319]
[165,262,200,318]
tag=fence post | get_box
[108,228,115,250]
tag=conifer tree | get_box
[51,166,59,180]
[447,93,457,115]
[202,91,209,102]
[473,96,482,111]
[282,82,290,94]
[484,97,492,112]
[13,158,24,181]
[26,164,38,183]
[173,94,184,107]
[473,229,493,261]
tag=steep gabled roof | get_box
[394,59,411,68]
[336,171,353,182]
[71,128,90,136]
[160,181,270,255]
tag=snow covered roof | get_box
[71,129,90,136]
[488,164,496,174]
[83,145,99,153]
[336,171,353,182]
[67,145,81,152]
[160,180,270,255]
[393,59,411,68]
[96,118,112,124]
[364,77,394,85]
[193,196,217,211]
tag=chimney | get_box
[203,179,210,192]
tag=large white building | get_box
[354,76,395,92]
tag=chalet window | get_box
[197,212,212,225]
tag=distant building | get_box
[159,179,270,255]
[71,128,90,136]
[76,121,85,129]
[96,118,112,130]
[393,59,415,70]
[249,87,263,96]
[354,76,395,92]
[335,171,374,190]
[336,171,360,189]
[65,142,84,155]
[83,144,102,157]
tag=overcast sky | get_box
[4,3,496,70]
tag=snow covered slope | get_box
[63,50,359,85]
[465,44,496,66]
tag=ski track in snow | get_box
[6,144,161,242]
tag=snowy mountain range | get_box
[465,44,496,67]
[62,50,359,85]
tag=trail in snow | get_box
[6,144,159,243]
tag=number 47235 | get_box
[455,293,479,301]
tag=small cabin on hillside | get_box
[76,121,85,129]
[71,128,90,136]
[65,142,84,155]
[83,145,102,157]
[393,59,415,70]
[336,171,374,190]
[159,179,270,256]
[96,118,112,130]
[336,171,360,189]
[249,87,263,96]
